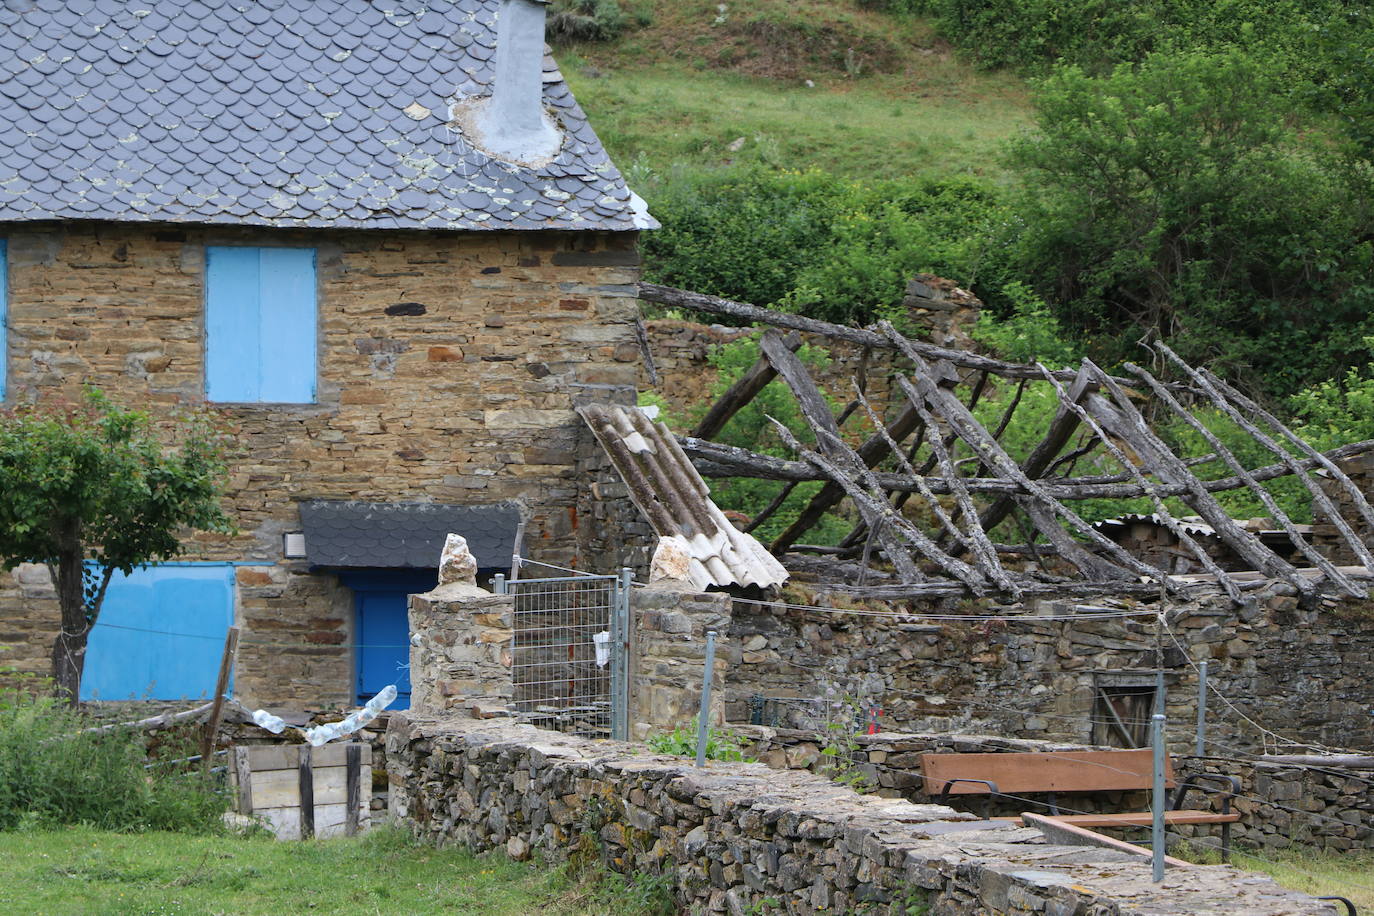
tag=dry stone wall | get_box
[725,587,1374,758]
[0,222,641,706]
[386,713,1334,916]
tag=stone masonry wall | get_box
[385,713,1332,916]
[725,586,1374,758]
[0,221,640,707]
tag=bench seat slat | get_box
[919,750,1175,795]
[1049,811,1240,827]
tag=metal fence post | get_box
[1151,712,1166,882]
[695,630,718,768]
[1195,660,1208,757]
[493,573,506,595]
[610,567,633,742]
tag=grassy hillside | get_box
[556,1,1032,181]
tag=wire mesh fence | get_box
[498,574,625,740]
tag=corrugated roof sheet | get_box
[299,500,519,569]
[0,0,656,231]
[579,404,788,591]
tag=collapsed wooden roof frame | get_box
[638,283,1374,604]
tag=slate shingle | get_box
[0,0,656,231]
[299,501,521,570]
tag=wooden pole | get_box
[298,745,315,839]
[200,626,239,778]
[345,744,361,837]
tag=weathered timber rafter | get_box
[644,283,1374,603]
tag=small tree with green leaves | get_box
[0,390,232,705]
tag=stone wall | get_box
[0,221,641,707]
[630,585,732,739]
[725,586,1374,758]
[405,577,732,738]
[731,726,1374,854]
[385,713,1332,915]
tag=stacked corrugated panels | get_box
[579,404,788,591]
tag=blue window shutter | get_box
[205,246,316,403]
[0,239,7,401]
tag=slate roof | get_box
[0,0,656,231]
[298,500,520,569]
[579,404,789,590]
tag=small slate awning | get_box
[297,501,520,570]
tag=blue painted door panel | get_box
[205,246,316,403]
[343,570,433,710]
[82,565,236,701]
[356,592,412,708]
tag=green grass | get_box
[0,825,674,916]
[568,64,1029,183]
[1232,848,1374,913]
[1176,842,1374,912]
[556,0,1032,182]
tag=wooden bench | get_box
[919,749,1240,860]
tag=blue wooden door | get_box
[344,571,435,710]
[82,564,236,701]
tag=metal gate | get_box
[494,570,630,741]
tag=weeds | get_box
[0,684,225,832]
[646,717,752,762]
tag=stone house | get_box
[0,0,654,709]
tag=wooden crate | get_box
[230,743,371,840]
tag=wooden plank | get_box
[691,329,801,440]
[250,764,354,808]
[232,746,254,814]
[918,750,1175,795]
[1050,811,1239,827]
[1022,813,1193,866]
[298,746,314,839]
[345,745,361,837]
[246,743,372,772]
[258,802,369,841]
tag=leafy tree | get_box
[0,390,232,704]
[1008,50,1374,398]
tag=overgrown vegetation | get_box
[0,685,225,833]
[646,716,751,762]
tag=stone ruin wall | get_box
[724,587,1374,759]
[385,713,1331,916]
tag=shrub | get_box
[1008,49,1374,399]
[548,0,634,43]
[643,167,1019,327]
[0,689,225,832]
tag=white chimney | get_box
[474,0,562,164]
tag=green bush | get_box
[643,167,1020,327]
[927,0,1355,77]
[1008,49,1374,399]
[548,0,634,43]
[0,689,226,832]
